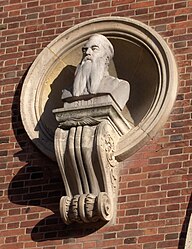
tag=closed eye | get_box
[91,45,99,51]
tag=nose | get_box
[86,47,92,55]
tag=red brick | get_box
[159,210,185,219]
[117,245,142,249]
[112,0,135,6]
[5,236,17,243]
[141,191,166,200]
[83,241,97,249]
[7,222,20,229]
[121,186,146,195]
[131,1,154,9]
[25,1,38,7]
[119,214,144,223]
[97,238,124,248]
[155,0,168,5]
[139,234,164,243]
[4,3,26,11]
[1,243,24,249]
[93,7,116,15]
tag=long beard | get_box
[73,57,106,96]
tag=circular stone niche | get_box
[20,17,178,161]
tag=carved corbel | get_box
[53,94,131,224]
[20,19,178,226]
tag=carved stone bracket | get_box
[53,94,131,224]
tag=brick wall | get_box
[1,0,192,248]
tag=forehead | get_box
[84,36,104,48]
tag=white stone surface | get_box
[54,95,127,224]
[185,214,192,249]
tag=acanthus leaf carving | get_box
[58,117,100,129]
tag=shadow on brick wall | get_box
[8,68,105,242]
[178,193,192,249]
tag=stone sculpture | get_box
[62,34,130,111]
[53,34,132,224]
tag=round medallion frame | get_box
[20,17,178,161]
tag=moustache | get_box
[83,55,93,62]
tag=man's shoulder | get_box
[99,76,130,110]
[103,76,129,88]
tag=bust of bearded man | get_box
[62,34,130,111]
